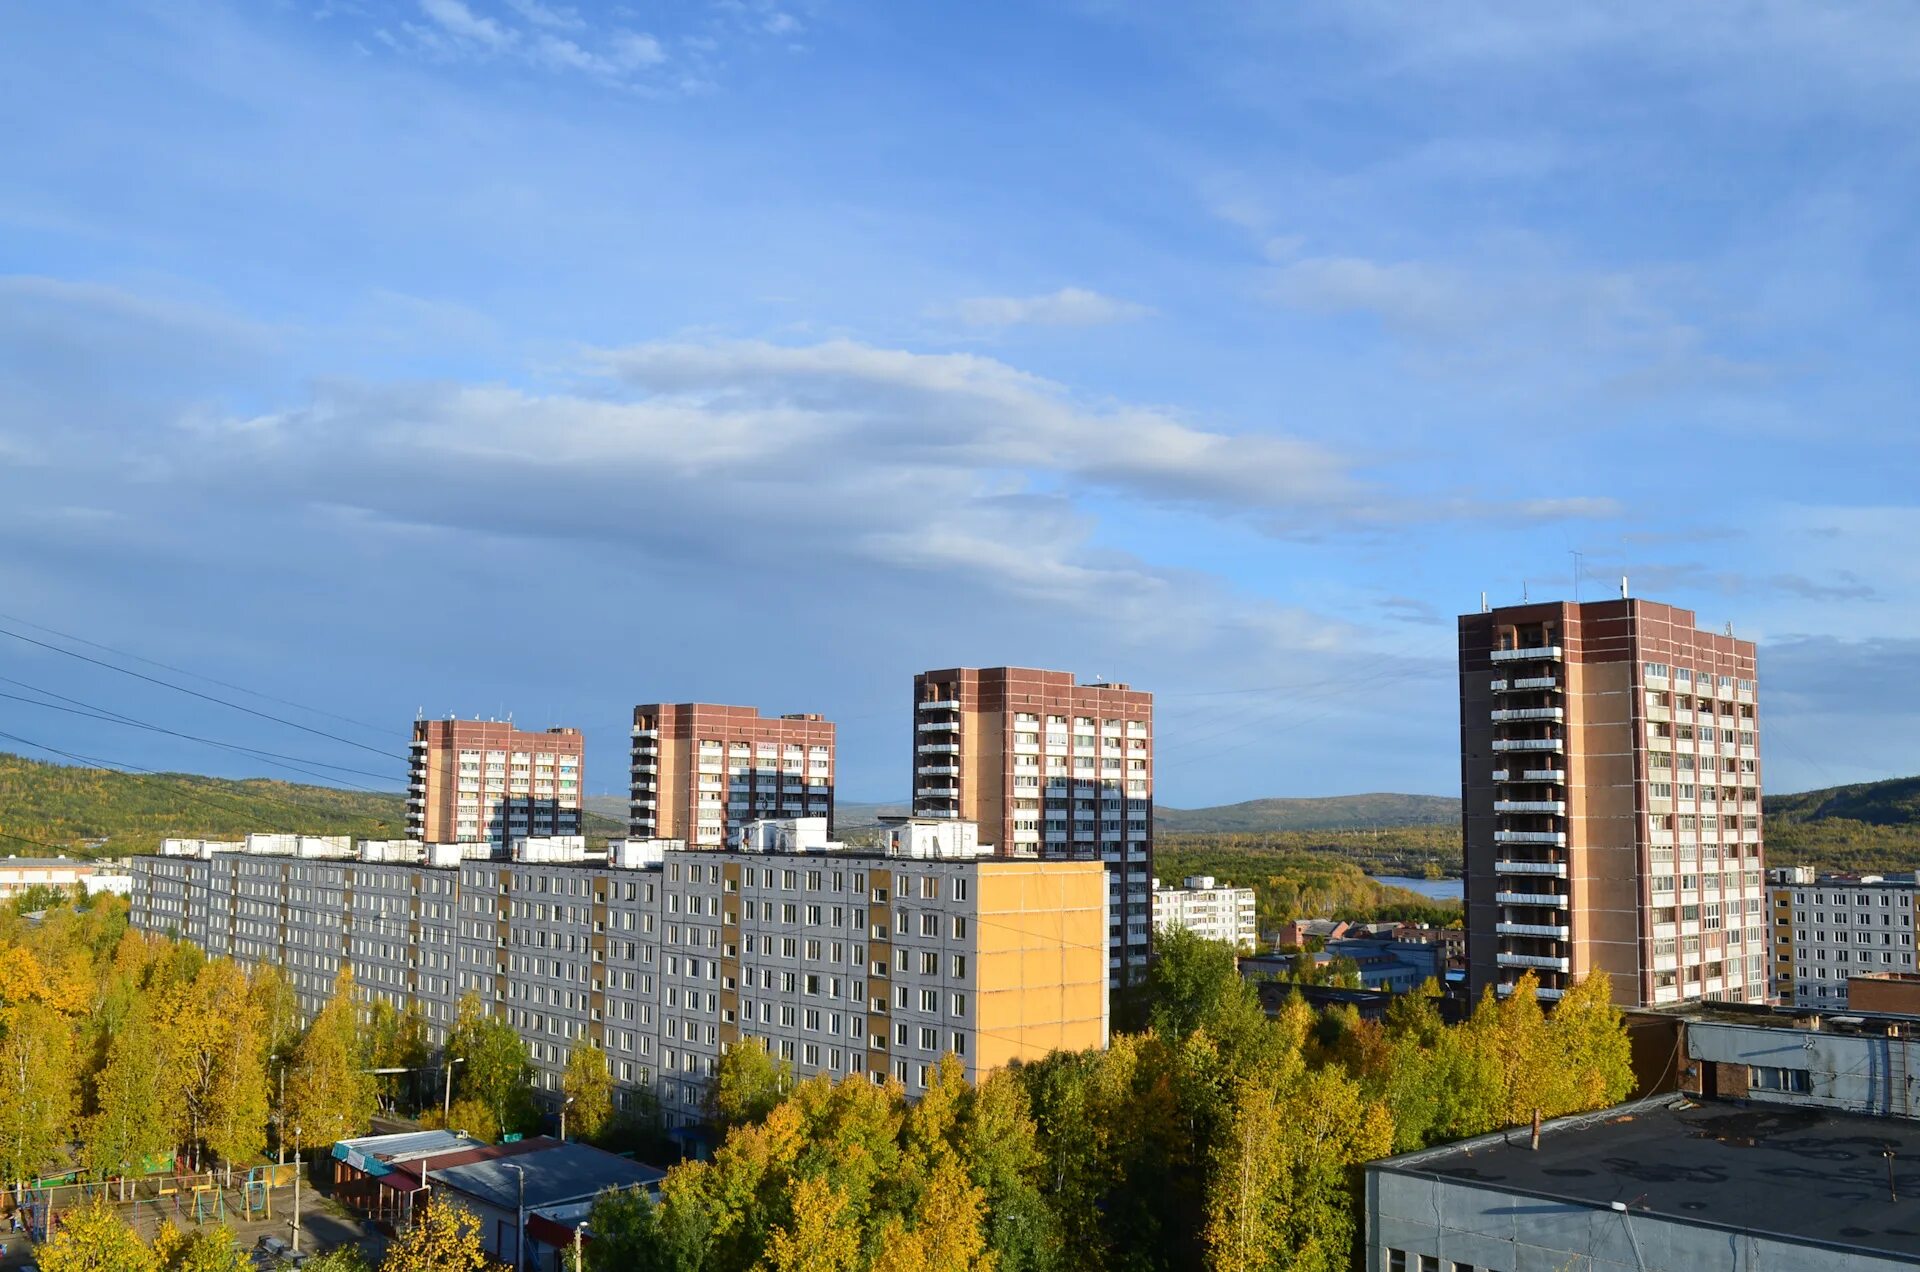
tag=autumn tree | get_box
[152,1221,251,1272]
[445,991,538,1138]
[85,995,175,1177]
[169,959,269,1172]
[285,967,377,1148]
[0,999,77,1182]
[1549,971,1635,1112]
[708,1035,792,1132]
[380,1198,493,1272]
[765,1174,863,1272]
[580,1186,676,1272]
[563,1041,615,1141]
[35,1196,158,1272]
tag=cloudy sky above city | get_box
[3,1,1917,805]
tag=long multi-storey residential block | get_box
[1767,867,1917,1008]
[129,820,1106,1133]
[910,668,1152,986]
[409,719,584,847]
[1459,597,1765,1007]
[629,704,835,848]
[1152,875,1257,952]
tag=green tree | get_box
[961,1071,1060,1272]
[0,999,77,1182]
[580,1186,676,1272]
[35,1196,158,1272]
[1146,927,1271,1067]
[445,992,539,1138]
[564,1042,615,1141]
[285,967,378,1147]
[708,1035,791,1132]
[85,996,175,1177]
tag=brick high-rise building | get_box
[1459,598,1765,1008]
[407,719,583,847]
[910,667,1153,986]
[629,704,835,848]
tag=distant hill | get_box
[1156,793,1460,834]
[0,752,622,855]
[1764,777,1920,827]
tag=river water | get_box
[1372,874,1464,902]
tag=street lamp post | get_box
[443,1056,466,1122]
[290,1126,303,1256]
[507,1163,527,1272]
[272,1055,290,1166]
[561,1096,575,1143]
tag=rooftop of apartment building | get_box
[1379,1097,1920,1260]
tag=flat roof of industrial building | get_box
[429,1141,666,1211]
[1376,1098,1920,1259]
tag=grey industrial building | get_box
[1367,1097,1920,1271]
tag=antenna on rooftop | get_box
[1621,575,1630,600]
[1480,591,1489,614]
[1522,579,1530,603]
[1570,549,1584,602]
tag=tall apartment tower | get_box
[407,719,583,847]
[1459,598,1765,1008]
[911,668,1153,986]
[629,704,835,848]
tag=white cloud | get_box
[417,0,514,50]
[503,0,583,31]
[607,31,666,69]
[945,286,1153,329]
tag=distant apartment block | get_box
[1767,867,1917,1008]
[1152,875,1256,952]
[408,719,583,847]
[0,856,128,900]
[628,704,835,848]
[911,667,1153,986]
[1459,598,1765,1007]
[128,819,1106,1132]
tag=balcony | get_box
[1495,859,1567,877]
[1494,830,1567,846]
[917,721,959,733]
[1490,645,1563,663]
[1498,922,1570,939]
[1492,738,1563,752]
[914,786,955,799]
[1495,800,1566,814]
[918,699,960,712]
[1492,707,1564,723]
[1522,769,1566,782]
[918,743,959,755]
[631,728,657,739]
[1496,890,1567,907]
[917,765,959,776]
[1497,951,1571,972]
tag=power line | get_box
[0,680,399,788]
[0,609,391,737]
[0,622,403,762]
[0,730,407,843]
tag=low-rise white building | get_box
[1152,875,1257,952]
[0,856,120,901]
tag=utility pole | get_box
[274,1056,289,1166]
[508,1163,527,1272]
[444,1056,466,1122]
[290,1126,302,1256]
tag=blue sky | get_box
[2,1,1918,806]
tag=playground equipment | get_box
[190,1183,224,1224]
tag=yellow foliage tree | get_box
[763,1174,861,1272]
[380,1199,492,1272]
[35,1196,158,1272]
[562,1042,614,1142]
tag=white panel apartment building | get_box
[129,821,1108,1134]
[1770,871,1918,1008]
[1151,876,1257,953]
